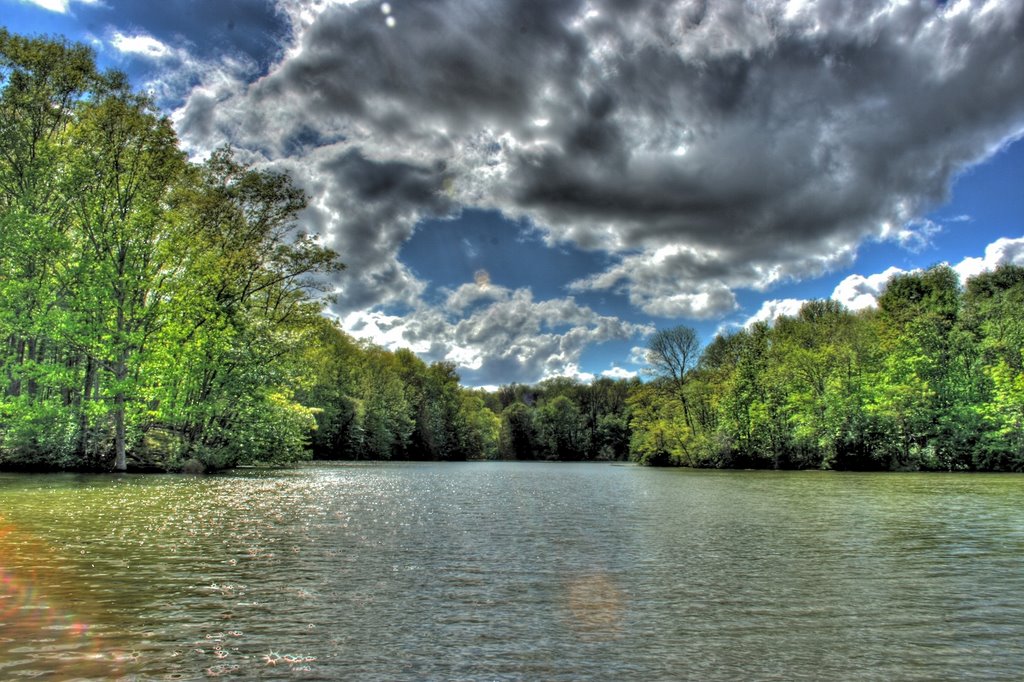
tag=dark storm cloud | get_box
[173,0,1024,320]
[311,149,456,311]
[326,150,452,208]
[258,0,588,138]
[519,0,1024,313]
[175,91,217,140]
[517,0,1022,253]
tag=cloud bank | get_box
[342,287,653,387]
[95,0,1024,383]
[744,236,1024,327]
[173,0,1024,317]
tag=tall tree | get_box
[871,265,969,469]
[0,31,103,463]
[963,265,1024,469]
[646,325,701,433]
[63,89,185,471]
[535,395,588,460]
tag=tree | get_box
[647,326,700,391]
[459,393,501,460]
[294,316,364,458]
[63,89,186,471]
[500,401,537,459]
[0,31,347,471]
[771,300,857,468]
[646,325,701,433]
[963,265,1024,469]
[146,149,342,468]
[356,347,414,459]
[0,31,104,466]
[626,380,692,466]
[419,361,469,460]
[535,395,588,460]
[871,265,972,469]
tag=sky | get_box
[3,0,1023,388]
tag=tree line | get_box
[482,263,1024,471]
[629,263,1024,471]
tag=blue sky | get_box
[4,0,1023,388]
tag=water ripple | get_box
[1,464,1023,679]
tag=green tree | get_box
[870,265,973,469]
[500,401,537,459]
[963,265,1024,469]
[721,323,790,467]
[0,30,360,471]
[459,392,501,459]
[296,317,364,458]
[149,149,342,468]
[626,380,692,466]
[535,394,588,460]
[62,89,185,470]
[357,347,414,459]
[769,300,863,468]
[0,31,104,466]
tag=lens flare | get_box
[564,572,625,640]
[0,521,117,678]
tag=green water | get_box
[1,463,1023,680]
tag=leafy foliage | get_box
[0,32,344,470]
[0,31,512,471]
[623,265,1024,471]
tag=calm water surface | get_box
[1,463,1023,680]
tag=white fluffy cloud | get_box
[107,30,263,116]
[953,236,1024,282]
[602,366,638,380]
[341,286,653,387]
[881,218,943,252]
[569,245,740,318]
[443,281,511,314]
[628,346,649,366]
[831,266,908,311]
[110,32,173,59]
[20,0,99,14]
[743,298,809,328]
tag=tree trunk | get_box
[77,355,95,458]
[113,353,128,472]
[26,337,38,398]
[113,390,127,471]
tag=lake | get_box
[1,462,1023,680]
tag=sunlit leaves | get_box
[625,264,1024,471]
[0,31,345,470]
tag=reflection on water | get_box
[564,572,625,640]
[1,464,1023,680]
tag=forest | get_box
[629,264,1024,471]
[2,31,1022,473]
[0,30,514,472]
